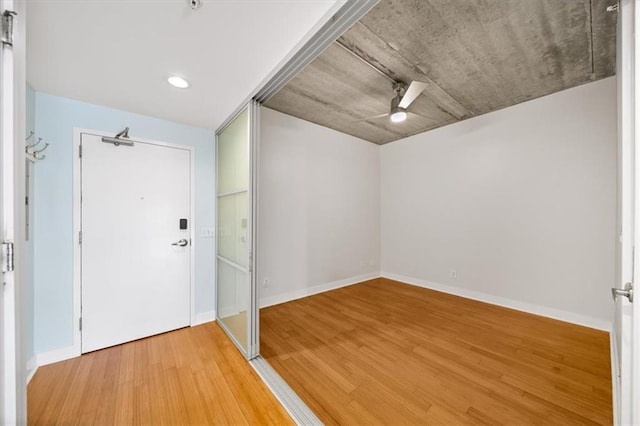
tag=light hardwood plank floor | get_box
[28,322,293,425]
[261,278,612,425]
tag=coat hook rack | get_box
[25,131,49,162]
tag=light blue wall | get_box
[34,92,215,354]
[24,84,36,363]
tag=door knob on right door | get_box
[172,239,188,247]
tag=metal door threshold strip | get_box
[250,356,323,426]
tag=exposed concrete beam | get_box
[339,21,471,120]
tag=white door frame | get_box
[0,0,26,422]
[616,1,634,424]
[632,2,640,422]
[214,101,260,360]
[72,127,196,357]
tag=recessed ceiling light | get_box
[168,76,189,89]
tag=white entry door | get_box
[81,132,192,353]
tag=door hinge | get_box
[79,145,82,158]
[79,230,82,245]
[2,242,15,273]
[1,10,16,46]
[79,317,82,331]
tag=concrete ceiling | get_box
[26,0,342,131]
[265,0,617,145]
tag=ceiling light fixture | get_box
[388,83,408,123]
[390,107,407,123]
[168,76,189,89]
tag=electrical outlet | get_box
[450,270,457,279]
[263,278,270,288]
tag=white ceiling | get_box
[26,0,342,131]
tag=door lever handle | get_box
[611,282,634,302]
[172,239,189,247]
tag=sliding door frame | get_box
[248,100,260,358]
[215,100,260,359]
[213,0,378,365]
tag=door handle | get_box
[611,282,634,302]
[172,239,189,247]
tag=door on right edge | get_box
[615,1,639,424]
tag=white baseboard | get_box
[35,312,216,368]
[26,355,38,385]
[36,345,77,367]
[192,310,216,326]
[381,272,612,331]
[610,329,621,426]
[259,272,381,309]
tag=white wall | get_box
[380,77,617,329]
[259,108,380,307]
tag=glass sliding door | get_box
[216,101,259,358]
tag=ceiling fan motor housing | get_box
[389,92,408,122]
[390,81,409,115]
[392,81,407,95]
[390,92,405,115]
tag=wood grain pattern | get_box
[261,278,613,425]
[28,322,293,426]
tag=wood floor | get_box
[28,322,292,425]
[261,278,613,425]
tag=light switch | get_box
[201,227,215,238]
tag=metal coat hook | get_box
[25,131,50,162]
[33,142,49,155]
[29,137,43,149]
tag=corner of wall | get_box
[35,345,78,368]
[192,310,216,326]
[260,272,381,309]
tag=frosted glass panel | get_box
[217,259,248,351]
[218,108,249,194]
[217,192,248,267]
[216,104,255,358]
